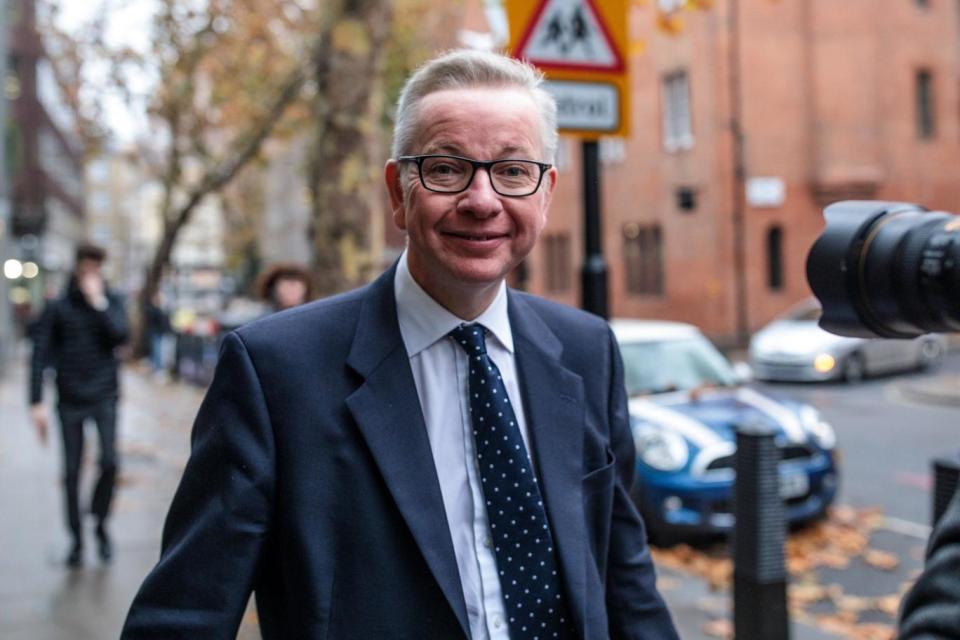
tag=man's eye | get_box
[495,163,535,179]
[425,161,465,176]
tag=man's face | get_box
[75,258,103,281]
[386,87,557,308]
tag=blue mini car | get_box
[611,320,839,544]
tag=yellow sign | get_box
[506,0,630,138]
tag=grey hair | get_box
[391,49,558,164]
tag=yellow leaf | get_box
[875,594,903,617]
[848,623,896,640]
[837,594,871,614]
[788,582,829,605]
[863,548,901,571]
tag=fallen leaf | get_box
[816,613,855,635]
[836,594,871,614]
[788,582,829,606]
[702,618,733,639]
[875,594,903,617]
[848,622,896,640]
[863,548,900,571]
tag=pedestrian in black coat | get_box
[899,488,960,638]
[29,243,128,567]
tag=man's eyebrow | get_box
[500,145,529,156]
[423,142,461,155]
[421,143,536,158]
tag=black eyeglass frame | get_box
[397,154,553,197]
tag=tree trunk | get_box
[308,0,393,296]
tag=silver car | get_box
[749,299,947,382]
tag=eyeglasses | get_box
[398,154,552,197]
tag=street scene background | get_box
[4,347,959,639]
[2,0,960,638]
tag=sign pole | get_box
[506,0,626,317]
[580,140,608,318]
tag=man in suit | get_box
[122,49,678,639]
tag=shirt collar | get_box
[394,250,514,358]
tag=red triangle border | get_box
[511,0,626,74]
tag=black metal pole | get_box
[580,140,608,318]
[734,423,790,639]
[728,0,749,344]
[932,456,960,528]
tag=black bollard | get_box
[734,423,790,640]
[932,455,960,528]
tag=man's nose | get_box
[457,168,502,218]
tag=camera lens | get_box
[806,201,960,338]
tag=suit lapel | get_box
[345,267,470,639]
[509,293,588,638]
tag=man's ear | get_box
[385,160,407,230]
[540,166,558,215]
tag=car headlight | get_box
[813,353,837,373]
[799,405,836,450]
[633,423,689,471]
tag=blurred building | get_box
[5,0,84,304]
[480,0,960,344]
[84,147,229,318]
[168,162,227,316]
[84,150,161,295]
[0,0,13,368]
[258,137,312,266]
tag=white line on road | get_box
[879,515,932,540]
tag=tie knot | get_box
[449,323,488,355]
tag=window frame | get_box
[661,70,694,152]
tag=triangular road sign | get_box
[513,0,625,73]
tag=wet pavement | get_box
[0,353,260,640]
[1,344,956,639]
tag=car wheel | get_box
[843,353,865,383]
[918,339,944,371]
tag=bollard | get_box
[932,455,960,528]
[734,423,790,640]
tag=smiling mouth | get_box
[446,231,507,241]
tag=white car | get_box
[749,298,947,382]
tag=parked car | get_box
[749,298,947,383]
[611,319,839,544]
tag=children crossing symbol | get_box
[515,0,624,72]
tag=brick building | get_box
[514,0,960,344]
[5,0,85,285]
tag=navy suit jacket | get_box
[121,266,678,639]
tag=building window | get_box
[676,186,697,212]
[767,226,784,291]
[662,71,693,152]
[543,233,571,293]
[916,69,936,139]
[624,223,664,295]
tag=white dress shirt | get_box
[394,252,536,640]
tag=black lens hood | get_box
[806,201,928,338]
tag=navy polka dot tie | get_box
[450,324,574,640]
